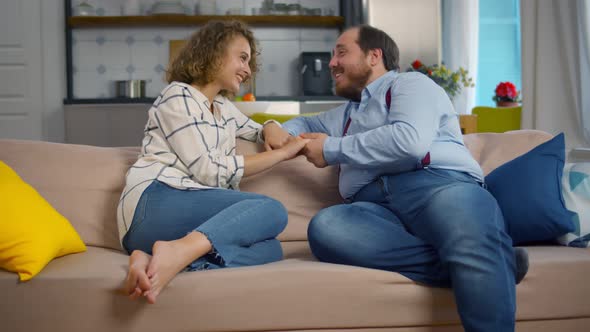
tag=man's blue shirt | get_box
[282,71,484,199]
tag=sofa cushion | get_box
[558,162,590,247]
[0,161,86,281]
[1,244,589,331]
[485,133,576,245]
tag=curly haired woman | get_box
[117,20,304,304]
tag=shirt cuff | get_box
[323,136,342,165]
[229,154,245,187]
[281,121,298,136]
[257,119,283,143]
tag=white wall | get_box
[365,0,441,70]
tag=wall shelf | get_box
[67,15,344,28]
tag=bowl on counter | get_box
[233,101,300,117]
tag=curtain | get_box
[441,0,479,114]
[578,0,590,144]
[557,0,590,144]
[521,0,590,151]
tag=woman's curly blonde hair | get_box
[166,20,259,96]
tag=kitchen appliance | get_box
[115,80,146,98]
[300,52,332,96]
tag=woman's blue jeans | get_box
[307,168,516,332]
[122,180,288,271]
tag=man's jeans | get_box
[308,168,516,332]
[123,180,287,271]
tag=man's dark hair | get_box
[356,25,400,71]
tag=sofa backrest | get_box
[0,139,138,251]
[462,130,552,175]
[0,129,553,250]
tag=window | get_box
[477,0,521,106]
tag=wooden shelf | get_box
[68,15,344,28]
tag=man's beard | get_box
[333,65,372,102]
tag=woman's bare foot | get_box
[143,232,212,304]
[124,250,152,300]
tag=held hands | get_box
[262,122,293,151]
[299,133,328,168]
[278,136,310,161]
[263,122,328,167]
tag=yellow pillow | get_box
[0,161,86,281]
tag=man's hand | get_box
[262,122,293,151]
[299,132,328,168]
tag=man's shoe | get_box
[514,247,529,284]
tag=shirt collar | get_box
[180,82,225,107]
[364,70,398,98]
[347,71,397,112]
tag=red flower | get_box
[495,82,518,99]
[493,81,520,103]
[411,59,423,69]
[427,69,433,76]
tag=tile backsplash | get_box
[70,0,340,99]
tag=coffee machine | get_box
[300,52,333,96]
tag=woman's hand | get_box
[263,122,293,151]
[277,136,310,161]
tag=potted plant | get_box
[472,81,522,133]
[492,81,520,107]
[406,59,474,100]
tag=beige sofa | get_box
[1,130,589,332]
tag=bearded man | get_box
[262,25,529,332]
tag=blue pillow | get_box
[485,133,576,245]
[557,162,590,247]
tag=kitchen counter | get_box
[64,100,346,147]
[234,100,346,116]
